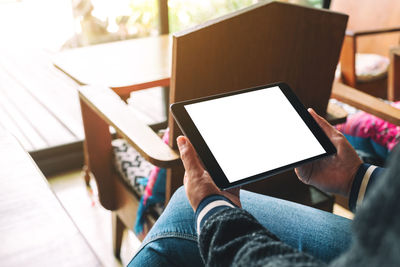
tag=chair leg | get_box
[112,212,125,259]
[82,139,91,187]
[82,165,91,187]
[161,86,170,118]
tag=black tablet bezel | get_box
[171,82,337,189]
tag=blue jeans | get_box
[128,186,352,266]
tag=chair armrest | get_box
[331,82,400,126]
[79,85,180,168]
[346,27,400,37]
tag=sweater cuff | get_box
[349,163,383,212]
[195,195,237,235]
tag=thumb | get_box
[177,136,204,176]
[308,108,337,137]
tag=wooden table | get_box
[53,35,172,98]
[0,130,102,267]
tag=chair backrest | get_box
[331,0,400,56]
[169,1,348,146]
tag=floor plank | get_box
[0,49,84,153]
[0,103,34,150]
[0,50,84,140]
[0,64,76,147]
[0,87,46,150]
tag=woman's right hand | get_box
[177,136,241,211]
[295,109,362,197]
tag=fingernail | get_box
[177,136,186,148]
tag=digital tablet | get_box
[170,82,336,189]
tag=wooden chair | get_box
[332,47,400,126]
[389,46,400,101]
[78,1,348,258]
[331,0,400,100]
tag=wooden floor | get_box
[0,48,83,151]
[0,48,86,175]
[49,170,141,267]
[0,47,166,150]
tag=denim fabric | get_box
[128,186,352,266]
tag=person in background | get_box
[129,109,399,266]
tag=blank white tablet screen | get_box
[184,86,326,183]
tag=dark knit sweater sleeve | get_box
[198,207,325,267]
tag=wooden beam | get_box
[158,0,169,34]
[30,140,84,177]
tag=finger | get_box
[177,136,204,176]
[308,108,337,137]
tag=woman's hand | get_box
[295,109,362,196]
[177,136,241,211]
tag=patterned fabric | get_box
[135,130,169,235]
[112,130,169,236]
[112,139,154,195]
[335,53,390,83]
[355,53,389,82]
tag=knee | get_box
[168,185,188,205]
[144,185,196,240]
[160,185,192,217]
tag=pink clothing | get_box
[336,102,400,151]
